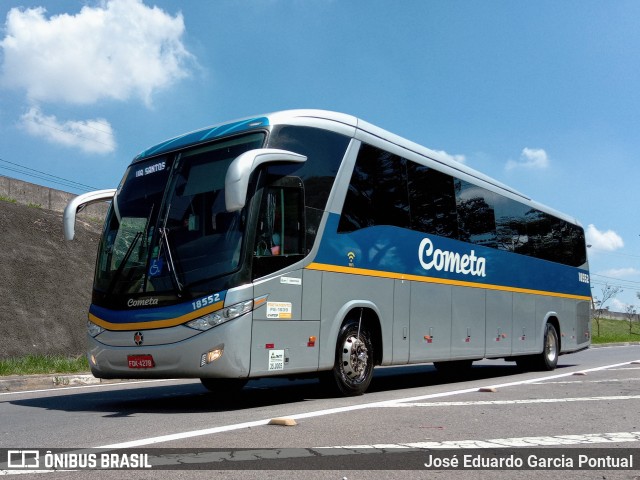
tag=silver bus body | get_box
[65,110,591,395]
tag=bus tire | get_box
[200,378,248,393]
[329,319,374,396]
[516,322,559,371]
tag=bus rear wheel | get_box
[516,323,559,371]
[328,319,374,396]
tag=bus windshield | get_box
[94,132,265,296]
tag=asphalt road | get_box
[1,344,640,479]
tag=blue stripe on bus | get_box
[89,290,227,326]
[314,214,591,299]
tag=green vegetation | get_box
[591,317,640,344]
[0,195,17,203]
[27,202,42,209]
[0,354,89,376]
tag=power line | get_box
[0,156,100,193]
[589,250,640,260]
[591,273,640,285]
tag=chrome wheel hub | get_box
[341,335,368,381]
[545,329,557,362]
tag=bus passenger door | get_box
[249,179,319,376]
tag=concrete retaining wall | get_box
[0,175,109,218]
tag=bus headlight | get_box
[87,320,105,337]
[186,300,254,331]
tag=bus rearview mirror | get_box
[224,148,306,212]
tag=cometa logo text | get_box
[127,298,160,307]
[418,237,487,277]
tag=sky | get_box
[1,0,639,310]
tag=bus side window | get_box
[252,178,305,278]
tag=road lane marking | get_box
[380,395,640,407]
[533,378,640,385]
[320,431,640,449]
[97,359,640,449]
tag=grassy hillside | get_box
[592,317,640,344]
[0,200,102,359]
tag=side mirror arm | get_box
[63,189,116,240]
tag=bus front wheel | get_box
[328,319,374,396]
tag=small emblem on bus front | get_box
[133,331,144,346]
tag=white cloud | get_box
[506,147,550,171]
[434,150,466,164]
[0,0,193,106]
[585,224,624,252]
[600,267,640,278]
[21,106,116,154]
[610,298,628,312]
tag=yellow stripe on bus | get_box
[89,300,224,331]
[306,262,591,302]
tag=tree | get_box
[592,284,622,337]
[624,304,638,334]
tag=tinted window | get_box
[494,196,532,255]
[454,179,497,248]
[337,143,586,268]
[338,144,410,232]
[526,211,584,266]
[268,126,349,247]
[407,162,458,238]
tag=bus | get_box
[64,110,591,396]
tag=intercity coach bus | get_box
[64,110,591,396]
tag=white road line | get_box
[379,395,640,407]
[98,359,640,449]
[533,378,640,385]
[320,431,640,450]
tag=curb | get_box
[590,342,640,348]
[0,373,122,393]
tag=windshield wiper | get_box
[107,231,142,295]
[159,227,183,294]
[157,204,184,294]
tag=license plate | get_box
[127,354,155,369]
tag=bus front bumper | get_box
[87,313,252,379]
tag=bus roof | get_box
[133,109,580,226]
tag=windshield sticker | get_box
[135,161,166,178]
[267,302,292,319]
[148,258,163,277]
[268,350,285,371]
